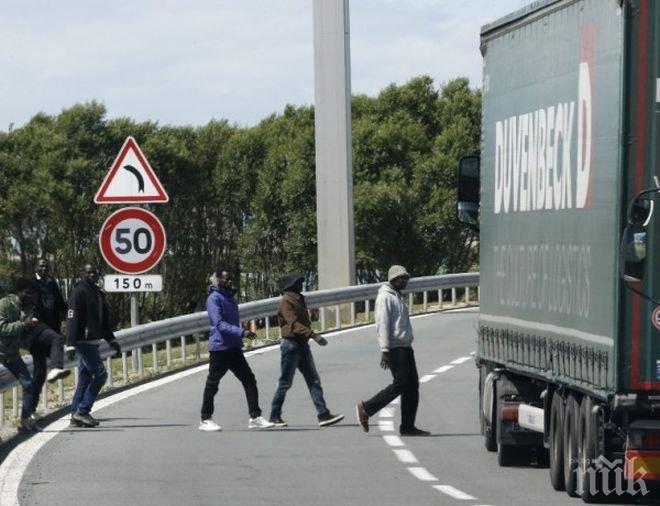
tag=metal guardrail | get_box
[0,272,479,424]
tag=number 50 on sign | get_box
[99,207,166,275]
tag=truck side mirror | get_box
[620,225,647,282]
[628,197,654,227]
[457,155,480,232]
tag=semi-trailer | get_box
[457,0,660,501]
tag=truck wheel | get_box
[483,372,497,452]
[578,396,602,503]
[549,391,565,491]
[563,394,580,497]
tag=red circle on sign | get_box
[652,307,660,331]
[99,207,166,274]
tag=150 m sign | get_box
[99,207,166,274]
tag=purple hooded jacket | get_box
[206,285,244,351]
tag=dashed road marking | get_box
[382,435,405,447]
[393,449,418,464]
[419,374,436,383]
[378,420,394,432]
[432,485,476,500]
[379,407,395,418]
[408,467,438,482]
[433,365,454,374]
[450,356,472,365]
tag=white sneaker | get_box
[248,416,275,429]
[198,419,221,432]
[47,368,71,383]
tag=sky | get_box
[0,0,531,131]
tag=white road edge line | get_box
[432,485,476,500]
[393,449,418,464]
[450,356,472,365]
[382,435,405,447]
[433,365,454,374]
[407,467,438,482]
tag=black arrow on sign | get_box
[122,165,145,193]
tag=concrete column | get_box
[313,0,356,289]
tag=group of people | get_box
[0,259,428,437]
[199,264,428,436]
[0,261,121,430]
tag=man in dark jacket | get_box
[269,273,343,428]
[66,263,121,428]
[199,268,274,431]
[30,258,70,418]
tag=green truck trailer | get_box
[457,0,660,501]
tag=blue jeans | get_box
[270,339,328,418]
[71,343,108,415]
[3,358,34,418]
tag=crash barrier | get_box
[0,272,479,425]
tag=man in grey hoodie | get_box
[355,265,429,436]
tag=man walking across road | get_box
[199,268,274,432]
[269,273,344,428]
[0,278,40,431]
[356,265,429,436]
[30,258,71,420]
[66,263,121,428]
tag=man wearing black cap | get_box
[269,273,343,428]
[356,265,429,436]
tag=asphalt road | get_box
[7,309,641,505]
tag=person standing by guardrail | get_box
[356,265,429,436]
[269,273,344,428]
[198,269,274,432]
[66,263,121,428]
[0,278,41,431]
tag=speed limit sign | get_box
[99,207,166,274]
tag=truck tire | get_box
[578,396,602,503]
[549,391,565,491]
[483,371,497,452]
[563,394,580,497]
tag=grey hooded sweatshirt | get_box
[375,283,414,351]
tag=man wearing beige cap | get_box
[356,265,429,436]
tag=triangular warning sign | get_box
[94,136,169,204]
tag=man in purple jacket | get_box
[199,268,274,431]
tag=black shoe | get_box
[269,416,288,427]
[356,402,369,433]
[318,412,344,427]
[87,413,100,426]
[400,427,431,437]
[69,417,83,428]
[72,411,97,428]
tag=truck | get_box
[457,0,660,501]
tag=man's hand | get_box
[380,351,391,370]
[23,316,39,329]
[243,330,257,340]
[313,334,328,346]
[110,340,122,358]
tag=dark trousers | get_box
[363,347,419,431]
[29,326,65,413]
[201,349,261,420]
[3,358,34,419]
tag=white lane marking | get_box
[379,407,394,418]
[378,420,394,432]
[389,396,400,405]
[0,344,281,506]
[432,485,476,500]
[450,356,472,365]
[419,374,436,383]
[408,467,438,482]
[393,449,418,464]
[383,435,405,447]
[433,365,454,374]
